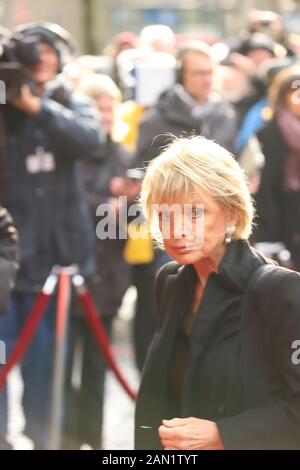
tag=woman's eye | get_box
[192,209,203,218]
[191,207,204,218]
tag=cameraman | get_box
[0,23,105,450]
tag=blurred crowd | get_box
[0,8,300,449]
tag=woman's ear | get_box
[227,209,238,228]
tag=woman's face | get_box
[156,189,236,266]
[285,89,300,119]
[96,95,115,134]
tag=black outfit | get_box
[255,119,300,269]
[168,267,243,420]
[135,239,300,449]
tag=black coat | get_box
[1,87,105,291]
[83,138,132,317]
[134,88,237,168]
[255,118,300,269]
[135,240,300,449]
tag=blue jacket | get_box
[235,97,268,154]
[2,87,105,291]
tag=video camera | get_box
[0,22,75,101]
[0,34,43,101]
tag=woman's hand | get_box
[159,417,224,450]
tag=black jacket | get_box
[255,118,300,269]
[135,88,237,168]
[1,86,105,291]
[83,137,132,317]
[135,239,300,449]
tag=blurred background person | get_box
[246,9,297,57]
[254,65,300,271]
[232,32,287,127]
[0,22,105,450]
[135,40,237,169]
[116,24,177,150]
[63,73,132,449]
[103,31,138,92]
[139,24,176,55]
[235,57,296,155]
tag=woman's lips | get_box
[172,244,201,253]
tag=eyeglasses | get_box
[185,69,213,77]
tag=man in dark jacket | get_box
[135,42,237,168]
[0,23,105,449]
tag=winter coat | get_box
[255,118,300,269]
[1,86,105,291]
[135,239,300,449]
[134,88,237,168]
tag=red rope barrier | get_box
[76,287,137,402]
[56,273,71,341]
[0,268,137,404]
[0,290,54,392]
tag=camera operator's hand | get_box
[11,85,42,115]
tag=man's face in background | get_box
[182,51,214,104]
[25,42,59,86]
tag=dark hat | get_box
[239,33,277,56]
[13,22,75,69]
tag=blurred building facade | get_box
[1,0,300,52]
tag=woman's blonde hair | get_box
[77,73,122,103]
[140,136,255,245]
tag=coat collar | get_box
[176,239,270,294]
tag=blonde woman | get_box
[135,136,300,450]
